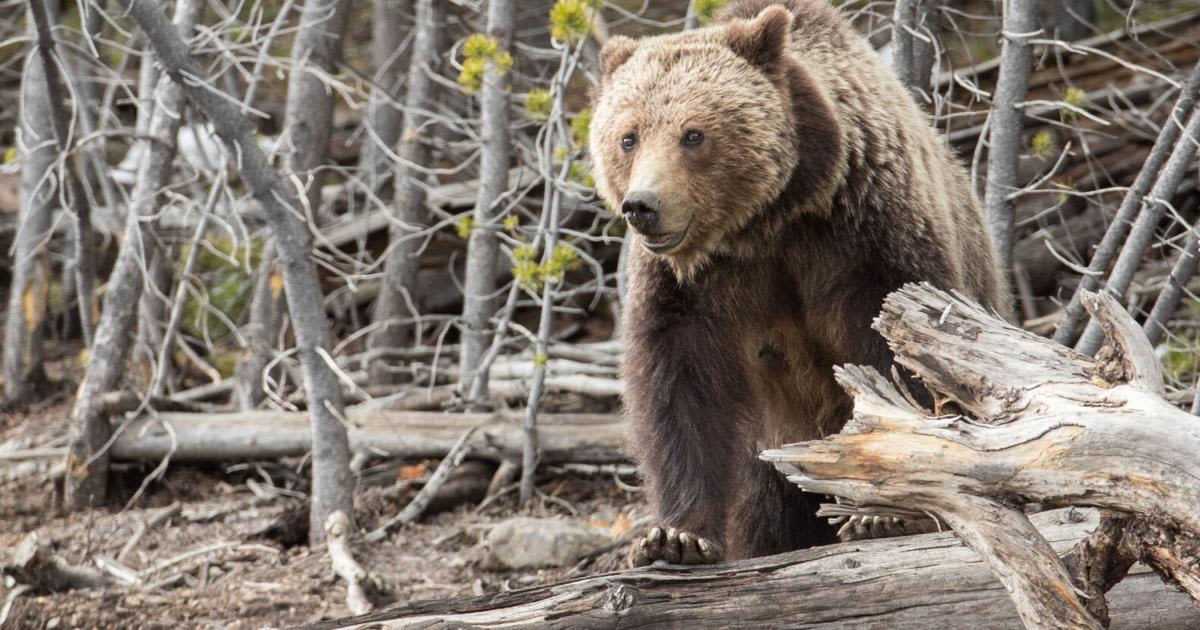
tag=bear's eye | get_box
[682,130,704,146]
[620,134,637,152]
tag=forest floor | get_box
[0,361,642,629]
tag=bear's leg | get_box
[727,457,837,558]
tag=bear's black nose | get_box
[622,190,661,233]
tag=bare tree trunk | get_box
[284,0,351,217]
[1074,108,1200,355]
[367,0,444,385]
[891,0,937,101]
[134,248,170,386]
[360,0,412,202]
[1052,61,1200,346]
[233,0,351,409]
[2,9,58,405]
[684,1,699,30]
[458,0,515,400]
[983,0,1038,277]
[234,241,286,410]
[25,0,97,348]
[118,0,354,545]
[62,0,204,510]
[1143,222,1200,346]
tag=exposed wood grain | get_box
[301,510,1200,630]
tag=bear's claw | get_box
[628,526,724,567]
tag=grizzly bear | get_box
[589,0,1013,566]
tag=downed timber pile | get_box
[305,509,1197,630]
[308,283,1200,628]
[105,408,624,464]
[762,284,1200,628]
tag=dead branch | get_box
[365,427,476,542]
[761,283,1200,629]
[326,511,372,616]
[107,409,624,465]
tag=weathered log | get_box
[302,510,1200,630]
[762,284,1200,629]
[108,409,625,464]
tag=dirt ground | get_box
[0,397,644,629]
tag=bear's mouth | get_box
[641,226,689,254]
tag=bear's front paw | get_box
[627,526,724,567]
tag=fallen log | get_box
[109,408,625,464]
[762,284,1200,628]
[302,509,1199,630]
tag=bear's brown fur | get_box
[589,0,1013,565]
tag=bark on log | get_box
[108,409,625,464]
[762,283,1200,629]
[303,510,1200,630]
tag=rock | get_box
[485,517,610,570]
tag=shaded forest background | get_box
[0,0,1199,627]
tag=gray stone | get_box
[485,517,610,570]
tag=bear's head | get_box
[589,5,842,276]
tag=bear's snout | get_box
[622,190,662,234]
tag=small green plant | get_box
[179,235,263,340]
[457,33,513,94]
[503,214,521,233]
[509,243,583,291]
[568,161,594,187]
[542,243,582,283]
[1030,130,1056,160]
[570,108,592,148]
[1061,86,1087,122]
[693,0,727,24]
[549,0,593,45]
[455,214,477,239]
[511,244,542,291]
[524,88,553,120]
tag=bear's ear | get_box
[725,5,793,71]
[599,35,639,79]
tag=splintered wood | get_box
[762,283,1200,630]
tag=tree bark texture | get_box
[108,409,624,465]
[458,0,516,399]
[235,0,351,409]
[62,0,203,510]
[983,0,1038,277]
[119,0,354,544]
[367,0,445,384]
[762,283,1200,629]
[305,510,1198,630]
[891,0,937,101]
[2,8,58,405]
[1052,60,1200,346]
[360,0,412,202]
